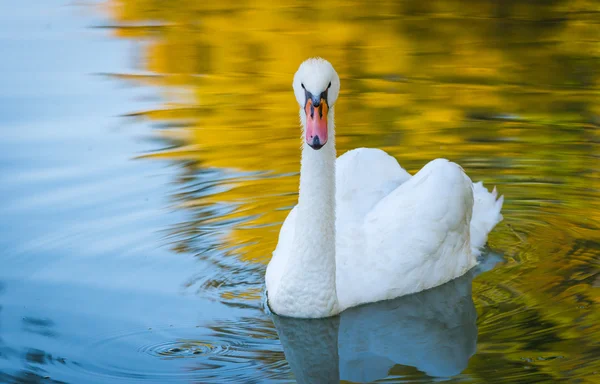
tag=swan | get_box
[265,58,504,318]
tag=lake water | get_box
[0,1,598,383]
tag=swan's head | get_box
[293,58,340,150]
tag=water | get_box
[0,0,598,383]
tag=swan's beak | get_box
[304,97,328,150]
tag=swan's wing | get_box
[265,206,297,298]
[338,159,475,309]
[470,181,504,254]
[367,158,475,293]
[335,148,411,223]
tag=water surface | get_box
[0,0,599,383]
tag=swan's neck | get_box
[272,108,339,318]
[296,126,337,257]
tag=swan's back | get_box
[336,158,475,310]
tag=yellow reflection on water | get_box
[106,0,599,381]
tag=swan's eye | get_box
[328,82,331,89]
[301,83,305,90]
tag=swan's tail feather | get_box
[470,181,504,255]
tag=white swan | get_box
[265,58,503,318]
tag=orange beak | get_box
[305,98,328,150]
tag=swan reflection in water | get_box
[271,252,502,383]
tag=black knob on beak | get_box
[312,94,321,107]
[304,89,328,109]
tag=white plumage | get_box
[265,58,503,318]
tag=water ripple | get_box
[65,318,287,383]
